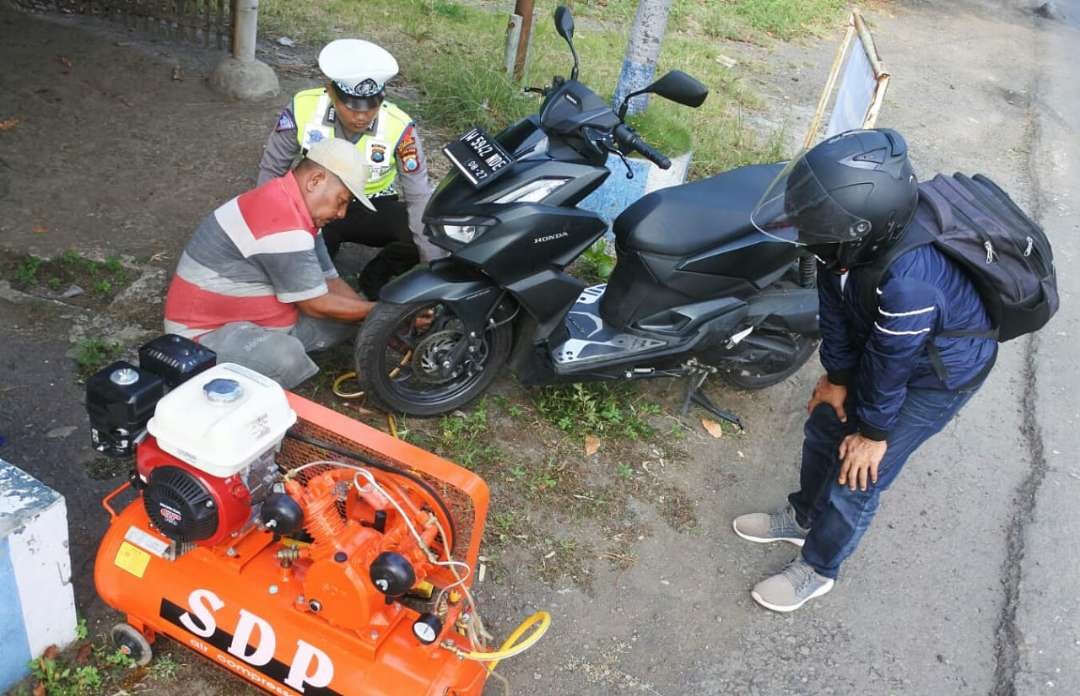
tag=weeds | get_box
[575,240,615,284]
[14,256,41,285]
[433,398,502,470]
[533,382,659,441]
[30,658,103,696]
[3,249,131,300]
[74,338,122,377]
[148,653,182,680]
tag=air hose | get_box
[332,371,364,399]
[445,611,551,670]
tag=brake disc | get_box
[411,330,489,385]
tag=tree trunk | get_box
[613,0,672,116]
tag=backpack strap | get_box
[853,219,935,319]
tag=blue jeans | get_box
[790,385,980,579]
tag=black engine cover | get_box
[143,466,219,542]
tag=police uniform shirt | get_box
[256,98,443,263]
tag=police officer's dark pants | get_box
[789,384,981,579]
[322,195,419,299]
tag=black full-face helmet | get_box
[751,128,919,269]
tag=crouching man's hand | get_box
[838,434,887,492]
[808,374,848,422]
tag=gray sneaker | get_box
[751,559,835,613]
[732,504,810,547]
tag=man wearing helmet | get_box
[257,39,442,299]
[733,129,998,612]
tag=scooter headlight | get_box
[493,178,570,204]
[431,217,496,247]
[441,223,488,243]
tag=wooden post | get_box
[803,16,855,150]
[512,0,534,82]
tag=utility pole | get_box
[612,0,672,116]
[512,0,535,82]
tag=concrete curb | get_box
[0,459,78,692]
[578,150,693,233]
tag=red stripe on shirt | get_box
[236,172,316,241]
[164,275,297,333]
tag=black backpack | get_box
[856,173,1059,346]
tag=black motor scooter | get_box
[354,6,820,425]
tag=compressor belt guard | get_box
[92,359,516,695]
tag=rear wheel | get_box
[355,301,513,417]
[711,331,818,390]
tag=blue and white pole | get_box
[612,0,673,116]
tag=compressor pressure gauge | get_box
[412,613,443,645]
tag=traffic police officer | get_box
[257,39,442,299]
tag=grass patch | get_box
[13,618,146,696]
[533,382,659,441]
[3,250,133,303]
[74,338,122,378]
[399,397,504,472]
[671,0,848,42]
[257,0,832,178]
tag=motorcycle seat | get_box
[612,162,785,257]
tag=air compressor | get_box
[86,334,547,695]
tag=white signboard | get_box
[825,36,878,138]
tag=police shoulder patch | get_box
[396,125,422,174]
[275,109,297,132]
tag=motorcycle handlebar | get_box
[613,124,671,170]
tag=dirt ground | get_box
[2,1,1078,695]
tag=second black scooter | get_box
[354,7,820,425]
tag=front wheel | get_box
[355,300,513,417]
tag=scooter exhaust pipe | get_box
[745,287,820,338]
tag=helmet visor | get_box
[750,156,872,247]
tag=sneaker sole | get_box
[731,520,806,548]
[751,578,835,613]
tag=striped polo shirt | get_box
[163,172,336,339]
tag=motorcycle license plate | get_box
[442,127,514,189]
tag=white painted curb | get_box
[0,459,78,692]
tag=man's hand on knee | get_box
[808,374,848,422]
[837,434,887,491]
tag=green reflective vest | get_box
[292,88,411,196]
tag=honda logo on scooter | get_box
[533,231,569,244]
[161,588,340,695]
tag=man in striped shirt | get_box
[164,138,376,388]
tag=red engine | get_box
[132,363,295,548]
[134,436,266,548]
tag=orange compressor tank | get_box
[94,389,491,696]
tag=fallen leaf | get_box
[584,434,600,456]
[701,417,724,438]
[43,645,60,660]
[59,56,72,74]
[0,117,19,131]
[32,224,47,234]
[76,642,93,664]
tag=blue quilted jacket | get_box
[818,243,997,441]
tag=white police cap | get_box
[319,39,399,107]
